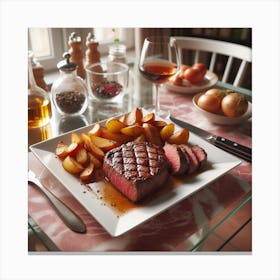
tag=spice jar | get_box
[107,43,127,64]
[51,52,88,116]
[28,50,52,128]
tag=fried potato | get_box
[160,123,175,141]
[55,141,69,159]
[141,112,155,124]
[167,128,189,144]
[80,162,95,181]
[88,123,102,137]
[81,133,105,159]
[125,108,143,126]
[62,156,84,174]
[142,123,163,147]
[105,118,126,133]
[90,135,118,152]
[101,127,132,144]
[120,124,144,137]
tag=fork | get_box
[28,170,86,233]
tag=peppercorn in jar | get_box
[51,52,88,116]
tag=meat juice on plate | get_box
[28,94,52,128]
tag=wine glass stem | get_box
[154,83,160,116]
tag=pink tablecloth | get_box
[28,87,252,252]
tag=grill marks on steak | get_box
[164,143,207,176]
[103,142,170,202]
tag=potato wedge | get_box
[105,118,126,133]
[153,120,167,128]
[142,112,155,124]
[88,153,102,168]
[81,133,105,159]
[90,135,118,152]
[62,156,84,174]
[167,128,189,144]
[71,132,82,144]
[67,142,80,157]
[125,108,143,126]
[160,123,175,141]
[100,127,132,144]
[76,147,88,165]
[55,141,69,159]
[119,114,127,124]
[121,124,144,137]
[88,123,102,137]
[142,123,163,147]
[80,162,95,181]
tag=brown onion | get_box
[221,92,248,117]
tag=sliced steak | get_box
[191,145,207,169]
[103,141,170,202]
[179,144,200,174]
[163,143,189,175]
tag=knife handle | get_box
[214,136,252,163]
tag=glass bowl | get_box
[86,62,129,101]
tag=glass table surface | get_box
[28,67,252,252]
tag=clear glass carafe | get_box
[28,51,52,128]
[51,53,88,116]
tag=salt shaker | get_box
[51,53,88,116]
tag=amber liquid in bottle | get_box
[28,93,52,128]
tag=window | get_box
[28,28,135,72]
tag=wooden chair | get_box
[172,36,252,88]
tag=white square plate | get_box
[30,113,241,236]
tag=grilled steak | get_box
[163,143,189,175]
[191,145,207,169]
[164,143,207,175]
[103,141,170,202]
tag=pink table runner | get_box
[28,87,252,252]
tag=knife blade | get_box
[28,170,86,233]
[170,116,252,162]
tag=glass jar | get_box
[51,53,88,116]
[28,51,52,129]
[107,43,127,64]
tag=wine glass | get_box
[138,36,180,118]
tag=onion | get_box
[221,92,248,117]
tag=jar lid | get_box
[57,52,77,72]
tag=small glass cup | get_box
[86,62,129,117]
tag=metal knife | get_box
[170,116,252,162]
[28,170,86,233]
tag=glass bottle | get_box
[30,53,48,91]
[107,43,127,64]
[28,51,52,129]
[51,52,88,116]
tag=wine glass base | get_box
[143,105,170,119]
[157,108,170,119]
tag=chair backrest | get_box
[173,36,252,87]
